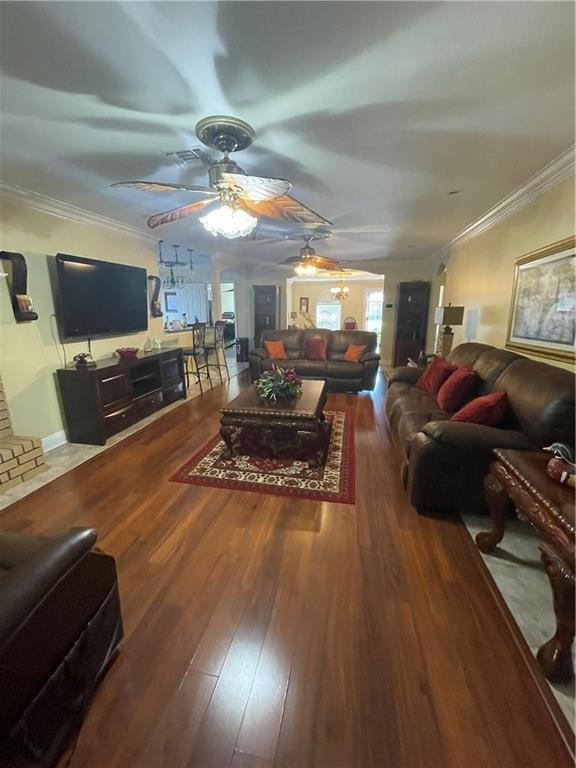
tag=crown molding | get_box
[0,180,156,244]
[435,145,575,259]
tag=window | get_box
[316,292,341,330]
[364,289,384,335]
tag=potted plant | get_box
[256,365,303,402]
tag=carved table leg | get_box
[536,545,575,683]
[297,421,331,469]
[220,425,240,459]
[475,467,513,553]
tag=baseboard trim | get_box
[42,430,67,453]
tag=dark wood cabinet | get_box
[392,281,430,367]
[57,349,186,445]
[253,285,279,346]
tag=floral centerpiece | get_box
[256,365,303,402]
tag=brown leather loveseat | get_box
[0,527,123,767]
[386,342,575,514]
[249,329,380,392]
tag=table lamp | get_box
[435,303,465,357]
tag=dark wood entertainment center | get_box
[57,349,186,445]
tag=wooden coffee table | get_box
[476,449,575,683]
[220,380,330,468]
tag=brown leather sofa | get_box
[386,342,575,514]
[249,329,380,392]
[0,527,123,768]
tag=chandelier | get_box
[330,277,350,302]
[158,241,194,289]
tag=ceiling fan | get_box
[280,230,344,275]
[112,115,332,237]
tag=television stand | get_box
[57,349,186,445]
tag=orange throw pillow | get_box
[344,344,366,363]
[264,340,287,360]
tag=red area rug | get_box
[170,411,355,504]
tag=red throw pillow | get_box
[344,344,366,363]
[264,340,287,360]
[305,336,327,361]
[416,357,456,395]
[451,391,508,426]
[437,366,478,411]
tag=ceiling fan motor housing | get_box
[301,244,316,259]
[195,115,256,154]
[208,157,246,191]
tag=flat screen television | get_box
[55,253,148,339]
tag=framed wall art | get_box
[506,236,575,362]
[299,297,309,313]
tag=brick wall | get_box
[0,377,46,491]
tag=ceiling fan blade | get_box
[240,195,332,225]
[312,257,343,271]
[112,181,217,196]
[147,198,216,229]
[281,254,342,271]
[222,173,292,201]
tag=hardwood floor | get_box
[1,372,573,767]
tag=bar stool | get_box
[182,322,213,394]
[206,321,230,383]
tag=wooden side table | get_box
[476,449,575,683]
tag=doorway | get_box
[364,288,384,335]
[220,282,236,348]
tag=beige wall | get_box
[0,199,164,439]
[444,178,575,371]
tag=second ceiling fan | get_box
[280,230,344,275]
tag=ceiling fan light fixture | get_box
[199,204,257,239]
[294,262,319,277]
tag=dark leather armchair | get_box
[249,329,380,392]
[0,528,123,768]
[386,343,575,514]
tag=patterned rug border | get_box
[170,410,355,504]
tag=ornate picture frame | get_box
[299,297,309,313]
[506,236,575,362]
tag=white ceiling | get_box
[0,1,574,268]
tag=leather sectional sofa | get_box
[386,342,575,514]
[0,527,123,767]
[249,328,381,392]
